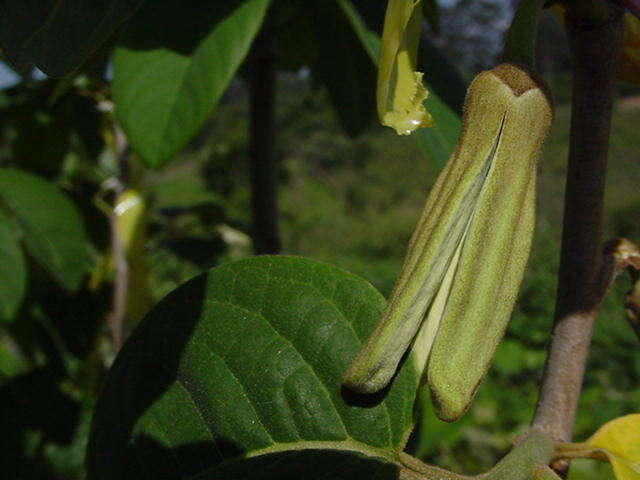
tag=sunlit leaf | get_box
[588,414,640,480]
[114,0,270,168]
[0,169,88,291]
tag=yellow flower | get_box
[377,0,434,135]
[587,414,640,480]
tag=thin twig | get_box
[531,0,624,452]
[248,10,281,255]
[108,122,129,353]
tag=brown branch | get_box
[107,123,130,353]
[531,0,624,451]
[248,11,281,255]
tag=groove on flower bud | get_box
[343,63,553,422]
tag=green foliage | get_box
[0,0,143,76]
[200,81,635,478]
[0,2,638,479]
[87,256,419,479]
[0,168,89,293]
[0,80,103,178]
[114,0,458,166]
[113,0,270,168]
[0,214,26,321]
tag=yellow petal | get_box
[377,0,433,135]
[587,414,640,480]
[115,189,146,254]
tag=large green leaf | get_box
[0,0,143,77]
[337,0,461,169]
[0,215,26,322]
[114,0,270,168]
[87,256,419,479]
[0,169,88,291]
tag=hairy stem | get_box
[248,12,281,255]
[532,0,624,445]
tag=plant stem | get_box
[248,12,281,255]
[532,0,624,445]
[399,453,470,480]
[109,122,129,353]
[502,0,547,67]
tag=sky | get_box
[0,61,20,89]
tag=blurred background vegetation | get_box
[0,1,638,479]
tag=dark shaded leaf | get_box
[0,368,80,477]
[312,3,376,137]
[0,79,103,177]
[417,36,467,116]
[423,0,441,35]
[87,256,419,479]
[0,216,26,322]
[0,0,144,77]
